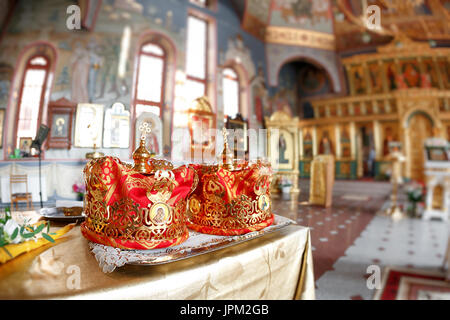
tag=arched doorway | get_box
[273,59,333,118]
[406,112,433,182]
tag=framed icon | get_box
[302,129,313,159]
[103,102,130,149]
[19,137,33,155]
[47,98,76,149]
[269,128,295,171]
[426,146,449,161]
[74,103,104,148]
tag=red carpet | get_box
[374,267,448,300]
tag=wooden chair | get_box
[10,174,34,211]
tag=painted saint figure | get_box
[55,117,65,137]
[278,133,288,164]
[319,131,334,155]
[87,39,103,101]
[250,66,269,125]
[303,131,313,158]
[153,207,166,224]
[70,42,90,103]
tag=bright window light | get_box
[136,54,164,103]
[222,68,239,118]
[186,15,207,80]
[16,65,47,146]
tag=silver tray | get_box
[89,214,295,272]
[39,207,86,221]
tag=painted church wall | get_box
[268,60,334,118]
[266,42,342,95]
[269,0,334,34]
[0,0,268,162]
[216,0,267,129]
[268,62,298,117]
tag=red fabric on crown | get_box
[186,162,274,236]
[81,157,196,250]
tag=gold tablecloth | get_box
[0,215,314,300]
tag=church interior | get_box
[0,0,449,301]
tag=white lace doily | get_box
[88,215,294,273]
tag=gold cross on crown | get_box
[139,122,152,140]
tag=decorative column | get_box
[373,120,382,160]
[394,58,402,85]
[350,122,356,159]
[432,56,445,90]
[312,126,318,157]
[337,103,343,117]
[325,105,331,118]
[335,123,342,159]
[348,103,355,116]
[373,100,379,114]
[418,57,427,88]
[380,60,389,93]
[345,65,356,96]
[292,124,300,194]
[314,105,320,119]
[363,61,372,95]
[299,128,304,158]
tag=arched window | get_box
[172,10,215,127]
[222,67,240,119]
[185,14,208,104]
[15,55,50,147]
[134,42,166,118]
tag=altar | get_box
[0,211,315,300]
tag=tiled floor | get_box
[273,179,449,300]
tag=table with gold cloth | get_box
[0,213,315,300]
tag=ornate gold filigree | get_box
[82,157,197,245]
[188,162,273,230]
[148,158,174,172]
[83,196,187,242]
